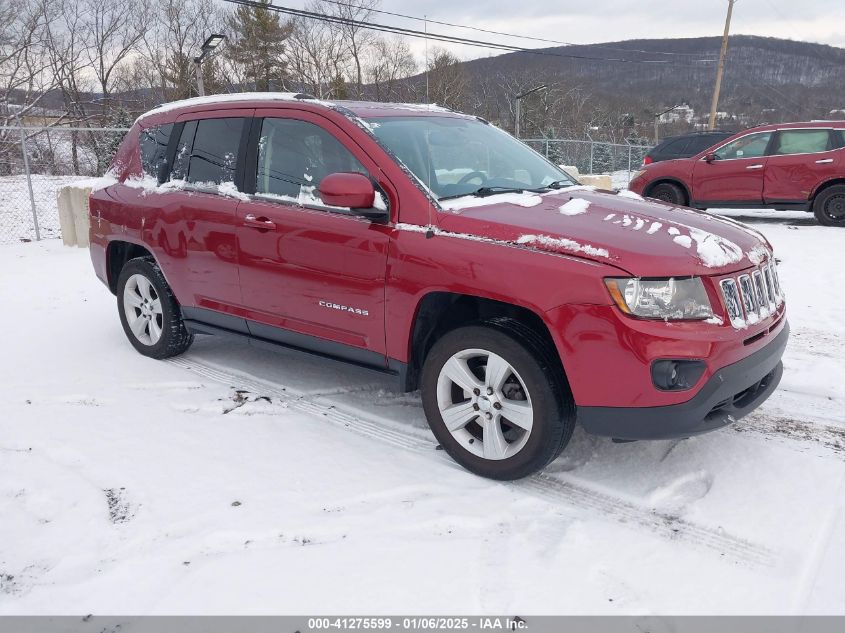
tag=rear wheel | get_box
[116,257,193,359]
[421,324,574,480]
[648,182,686,205]
[813,185,845,227]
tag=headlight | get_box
[605,277,713,320]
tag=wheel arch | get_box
[105,239,155,294]
[811,177,845,201]
[644,178,691,205]
[400,291,571,397]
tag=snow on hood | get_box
[433,189,772,276]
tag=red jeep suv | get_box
[629,121,845,226]
[89,93,788,480]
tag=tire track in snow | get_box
[166,355,777,568]
[735,412,845,456]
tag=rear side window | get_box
[188,118,245,184]
[256,118,366,202]
[772,129,832,155]
[687,135,725,154]
[169,117,245,185]
[139,123,173,181]
[657,138,689,155]
[830,129,845,149]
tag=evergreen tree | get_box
[225,0,293,91]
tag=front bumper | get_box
[577,321,789,440]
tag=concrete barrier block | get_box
[579,174,613,190]
[58,185,93,248]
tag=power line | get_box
[222,0,716,68]
[309,0,717,59]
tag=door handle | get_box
[243,213,276,230]
[746,164,764,170]
[815,158,834,164]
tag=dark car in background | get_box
[644,130,734,165]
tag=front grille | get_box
[719,260,784,329]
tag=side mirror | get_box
[704,152,717,164]
[318,172,387,221]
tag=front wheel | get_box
[813,185,845,227]
[421,324,574,480]
[648,182,686,206]
[116,257,194,359]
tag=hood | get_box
[436,187,771,277]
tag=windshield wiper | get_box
[439,186,529,201]
[541,180,576,190]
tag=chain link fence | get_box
[522,138,653,189]
[0,125,130,245]
[0,126,653,245]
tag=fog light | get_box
[651,360,706,391]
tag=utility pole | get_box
[708,0,736,130]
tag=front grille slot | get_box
[719,259,784,330]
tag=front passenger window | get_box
[256,118,366,205]
[714,132,772,160]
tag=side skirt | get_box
[181,307,410,390]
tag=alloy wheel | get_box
[436,348,534,460]
[123,273,163,346]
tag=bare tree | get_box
[79,0,149,107]
[286,2,347,99]
[425,47,469,109]
[0,0,54,173]
[141,0,223,102]
[366,36,416,102]
[321,0,378,98]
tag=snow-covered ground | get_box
[1,210,844,615]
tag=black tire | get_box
[116,257,194,359]
[813,185,845,227]
[421,323,575,480]
[648,182,686,205]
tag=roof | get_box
[136,92,464,125]
[745,120,845,132]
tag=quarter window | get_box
[170,120,197,181]
[139,123,173,181]
[772,129,833,155]
[256,118,366,204]
[714,132,772,160]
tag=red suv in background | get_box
[629,122,845,226]
[90,93,788,480]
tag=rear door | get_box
[764,128,843,204]
[235,109,391,364]
[157,110,252,315]
[692,131,772,204]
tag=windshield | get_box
[367,116,576,200]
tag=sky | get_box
[286,0,845,60]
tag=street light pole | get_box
[195,61,205,97]
[514,84,548,138]
[194,33,227,97]
[653,104,683,144]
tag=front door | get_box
[692,131,773,204]
[236,111,391,364]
